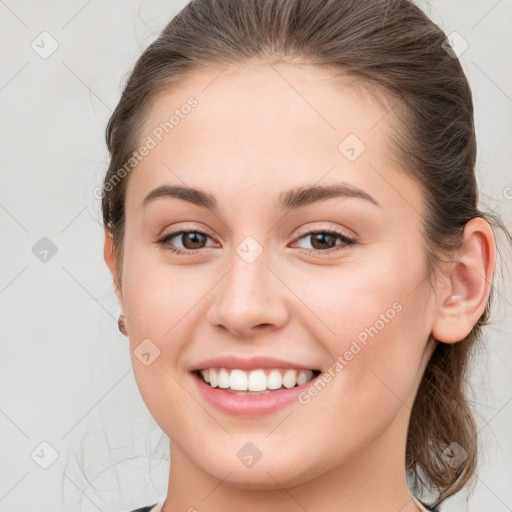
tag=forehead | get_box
[126,61,419,215]
[141,61,392,152]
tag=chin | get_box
[203,456,318,491]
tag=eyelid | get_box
[158,223,219,241]
[293,222,356,240]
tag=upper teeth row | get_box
[200,368,315,391]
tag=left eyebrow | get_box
[276,182,382,210]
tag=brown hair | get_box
[101,0,511,506]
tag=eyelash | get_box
[156,228,357,256]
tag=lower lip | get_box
[192,371,320,416]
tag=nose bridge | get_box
[225,257,265,305]
[222,249,272,313]
[207,242,289,336]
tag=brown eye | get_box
[309,232,338,250]
[180,231,208,249]
[293,229,357,254]
[157,229,216,254]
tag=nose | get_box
[206,252,289,338]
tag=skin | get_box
[104,61,496,512]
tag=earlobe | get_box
[431,218,496,344]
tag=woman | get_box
[101,0,510,510]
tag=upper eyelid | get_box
[294,225,354,239]
[163,221,353,238]
[162,225,218,241]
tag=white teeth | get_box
[282,369,297,389]
[296,370,309,386]
[230,369,247,390]
[248,369,267,391]
[218,368,230,388]
[209,369,218,387]
[267,369,282,390]
[199,368,315,391]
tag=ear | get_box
[104,230,124,310]
[431,217,497,344]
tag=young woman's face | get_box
[111,62,438,489]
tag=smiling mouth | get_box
[193,368,322,394]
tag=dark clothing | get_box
[129,505,159,512]
[418,499,441,512]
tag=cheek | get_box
[292,242,431,408]
[121,249,200,431]
[293,244,427,340]
[121,236,208,338]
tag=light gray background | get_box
[0,1,511,511]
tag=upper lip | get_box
[190,356,320,372]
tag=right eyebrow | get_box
[142,185,217,210]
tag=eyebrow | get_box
[142,182,381,211]
[277,182,381,209]
[143,185,216,210]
